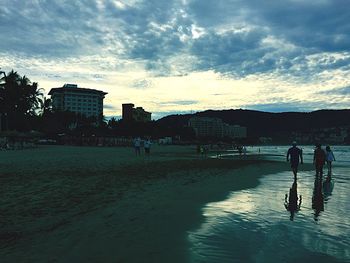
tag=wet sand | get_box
[0,145,305,262]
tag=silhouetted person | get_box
[284,179,302,221]
[242,146,247,156]
[196,144,201,154]
[201,145,208,158]
[313,143,326,178]
[238,145,243,156]
[134,137,141,156]
[312,176,324,221]
[144,138,152,156]
[325,145,336,177]
[286,141,303,180]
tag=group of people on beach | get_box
[286,141,336,179]
[285,141,336,221]
[133,137,152,156]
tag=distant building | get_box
[122,103,151,122]
[48,84,107,117]
[122,103,134,121]
[292,126,349,144]
[188,117,224,138]
[188,116,247,139]
[224,124,247,138]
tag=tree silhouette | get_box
[107,117,118,129]
[0,70,44,130]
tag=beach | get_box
[0,145,293,262]
[189,146,350,263]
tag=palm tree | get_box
[0,70,44,130]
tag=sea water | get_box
[188,146,350,263]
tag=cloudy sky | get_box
[1,0,349,118]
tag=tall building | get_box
[48,84,107,117]
[188,116,247,138]
[122,103,135,121]
[122,103,151,122]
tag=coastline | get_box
[0,145,306,262]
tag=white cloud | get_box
[1,0,349,117]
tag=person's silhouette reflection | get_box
[322,175,334,203]
[284,179,302,221]
[312,176,324,221]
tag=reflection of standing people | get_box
[144,138,152,156]
[284,179,302,221]
[286,141,303,180]
[325,145,336,176]
[312,176,324,221]
[134,137,141,156]
[323,175,334,199]
[313,143,326,177]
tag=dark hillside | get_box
[157,109,350,137]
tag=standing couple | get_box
[134,137,152,156]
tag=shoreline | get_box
[0,145,311,262]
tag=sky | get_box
[1,0,350,119]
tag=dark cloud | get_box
[1,0,350,78]
[318,86,350,96]
[245,0,350,52]
[0,1,104,57]
[243,102,315,113]
[162,100,199,106]
[190,29,268,73]
[187,0,250,28]
[104,104,119,110]
[189,0,350,52]
[187,0,350,76]
[132,79,152,89]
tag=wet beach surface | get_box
[0,145,349,262]
[188,146,350,262]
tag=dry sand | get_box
[0,145,301,262]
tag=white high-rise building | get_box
[48,84,107,117]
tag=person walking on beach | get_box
[325,145,336,176]
[144,138,152,156]
[286,141,303,180]
[134,137,141,156]
[313,143,326,177]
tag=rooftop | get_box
[48,84,107,95]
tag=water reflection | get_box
[284,179,302,221]
[323,175,334,203]
[189,163,350,262]
[312,176,324,221]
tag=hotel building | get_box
[48,84,107,117]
